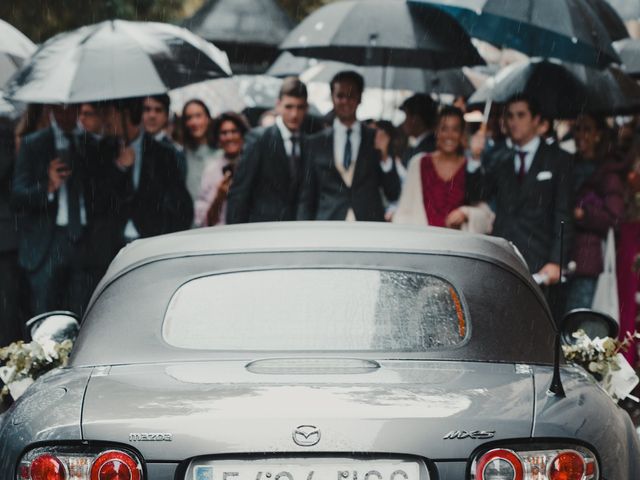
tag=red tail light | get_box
[18,446,143,480]
[474,449,523,480]
[548,451,585,480]
[90,450,142,480]
[29,454,66,480]
[472,445,598,480]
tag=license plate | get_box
[192,462,420,480]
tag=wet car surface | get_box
[1,222,639,480]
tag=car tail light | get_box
[90,451,141,480]
[472,446,598,480]
[17,446,143,480]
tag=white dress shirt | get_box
[275,115,300,158]
[512,136,541,175]
[123,133,144,241]
[50,120,87,227]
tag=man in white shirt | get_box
[399,93,438,166]
[298,71,400,221]
[227,77,309,223]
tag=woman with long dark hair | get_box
[566,113,624,310]
[393,106,493,232]
[194,112,250,226]
[181,99,217,206]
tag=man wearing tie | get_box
[467,94,573,286]
[297,71,401,221]
[12,104,112,316]
[226,77,308,223]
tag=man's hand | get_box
[116,145,135,169]
[445,207,467,229]
[48,158,71,193]
[537,263,561,285]
[469,129,487,160]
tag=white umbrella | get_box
[0,19,36,87]
[5,20,232,104]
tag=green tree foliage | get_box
[0,0,186,43]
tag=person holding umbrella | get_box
[11,104,119,316]
[297,71,401,222]
[96,97,193,247]
[467,94,574,287]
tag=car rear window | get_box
[162,269,467,351]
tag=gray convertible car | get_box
[1,222,639,480]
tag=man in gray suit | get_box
[298,71,400,221]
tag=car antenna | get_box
[548,221,566,398]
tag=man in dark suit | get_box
[399,93,438,167]
[226,77,308,223]
[467,94,573,286]
[142,94,186,181]
[12,104,121,317]
[97,97,193,248]
[297,71,401,221]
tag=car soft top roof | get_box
[95,222,533,294]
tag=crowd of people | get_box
[1,70,639,365]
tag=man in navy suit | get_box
[467,94,573,286]
[227,77,309,223]
[12,104,116,316]
[297,71,400,221]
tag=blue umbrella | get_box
[409,0,622,68]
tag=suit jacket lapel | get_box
[351,124,371,188]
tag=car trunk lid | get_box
[81,359,534,460]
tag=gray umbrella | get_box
[0,19,36,87]
[5,20,231,104]
[469,59,640,118]
[301,61,477,97]
[280,0,484,69]
[615,39,640,78]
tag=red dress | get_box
[420,154,466,227]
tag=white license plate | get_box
[192,462,420,480]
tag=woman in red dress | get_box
[394,106,493,232]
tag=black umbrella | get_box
[583,0,629,41]
[468,59,640,118]
[615,39,640,78]
[410,0,622,68]
[279,0,484,69]
[605,0,640,20]
[267,52,317,78]
[301,61,477,97]
[5,20,232,104]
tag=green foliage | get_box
[0,0,186,43]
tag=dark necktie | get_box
[289,133,300,180]
[343,128,353,170]
[64,133,83,241]
[516,150,527,183]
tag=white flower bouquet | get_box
[562,329,640,402]
[0,338,73,401]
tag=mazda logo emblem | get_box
[292,425,321,446]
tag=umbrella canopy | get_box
[409,0,622,68]
[615,39,640,78]
[300,61,477,97]
[469,59,640,118]
[267,52,318,78]
[0,19,36,87]
[583,0,629,41]
[605,0,640,21]
[183,0,294,74]
[5,19,232,104]
[280,0,484,69]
